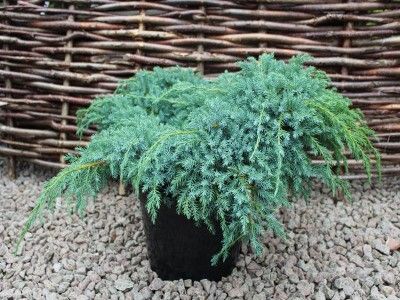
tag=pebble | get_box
[363,244,373,260]
[0,289,15,299]
[62,258,76,271]
[227,287,244,298]
[149,278,164,291]
[334,277,355,296]
[247,261,262,276]
[139,287,152,299]
[372,240,390,255]
[370,286,386,300]
[115,278,134,292]
[382,272,395,285]
[184,279,192,288]
[52,263,62,273]
[315,290,326,300]
[381,285,395,297]
[297,280,314,297]
[200,279,211,293]
[252,292,266,300]
[0,163,399,299]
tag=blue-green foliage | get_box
[18,55,381,264]
[76,67,207,134]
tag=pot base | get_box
[139,194,240,281]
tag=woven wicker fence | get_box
[1,0,399,179]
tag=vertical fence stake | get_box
[60,4,75,165]
[3,0,16,179]
[196,5,206,75]
[335,0,354,203]
[258,3,267,49]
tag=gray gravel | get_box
[1,160,399,299]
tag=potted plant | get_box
[17,54,381,281]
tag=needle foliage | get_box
[18,54,381,264]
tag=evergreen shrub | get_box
[18,54,381,264]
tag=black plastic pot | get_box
[139,193,240,281]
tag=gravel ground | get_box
[0,160,399,300]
